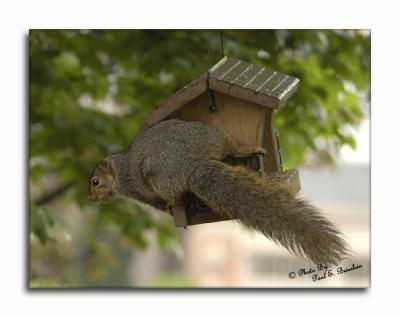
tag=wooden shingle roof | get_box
[145,57,300,126]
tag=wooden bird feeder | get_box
[145,57,301,228]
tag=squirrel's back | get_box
[131,119,233,158]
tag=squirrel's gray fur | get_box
[88,119,348,265]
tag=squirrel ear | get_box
[100,158,115,174]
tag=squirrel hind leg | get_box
[146,174,184,211]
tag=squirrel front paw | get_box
[251,146,266,155]
[235,145,266,158]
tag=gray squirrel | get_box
[88,119,348,265]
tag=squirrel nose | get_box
[87,189,95,201]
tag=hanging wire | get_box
[206,30,217,113]
[207,31,213,70]
[220,30,224,57]
[207,30,225,70]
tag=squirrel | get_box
[88,119,348,265]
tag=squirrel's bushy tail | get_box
[188,160,348,265]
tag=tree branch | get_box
[34,181,74,206]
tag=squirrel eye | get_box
[92,178,99,187]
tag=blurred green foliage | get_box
[29,30,370,287]
[142,273,196,288]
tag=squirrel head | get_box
[88,158,117,202]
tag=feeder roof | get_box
[145,56,300,126]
